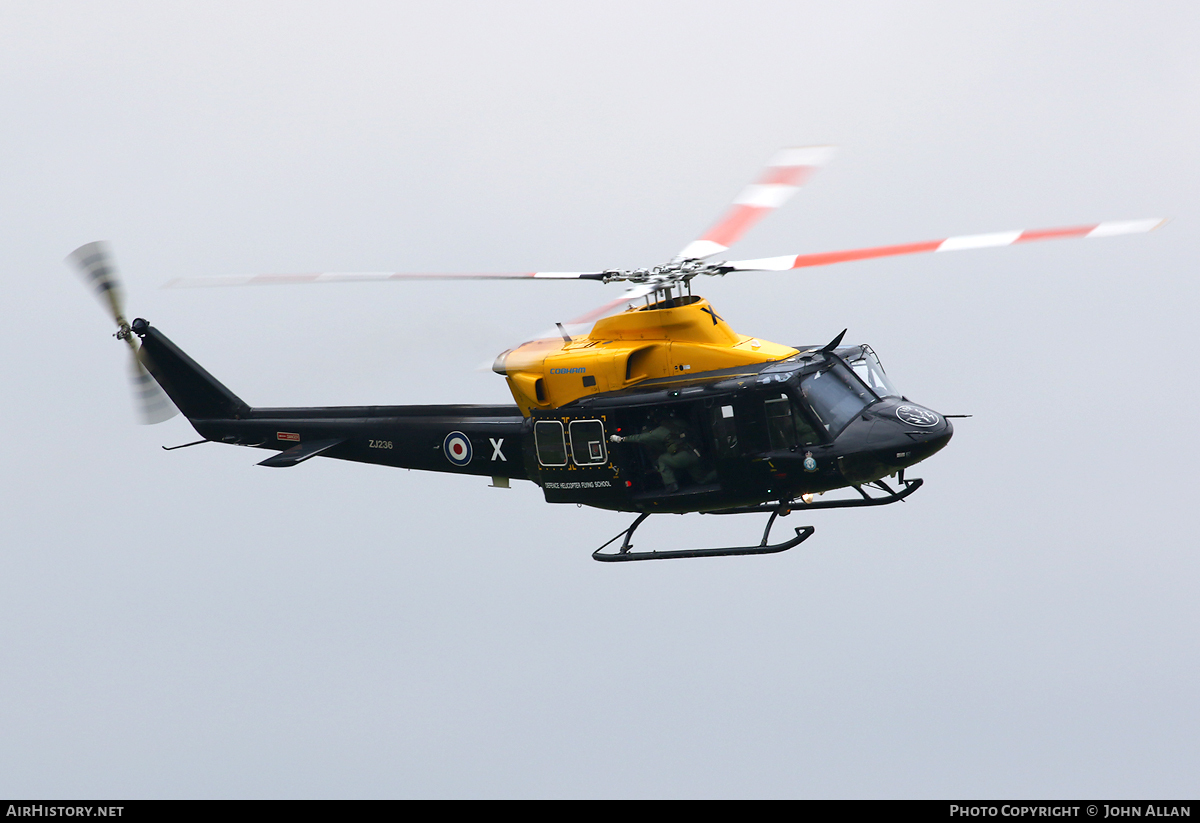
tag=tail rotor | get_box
[67,242,178,424]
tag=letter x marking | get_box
[700,306,723,325]
[490,438,507,461]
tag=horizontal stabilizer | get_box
[257,438,345,468]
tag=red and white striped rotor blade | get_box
[724,218,1167,273]
[489,284,660,372]
[522,284,658,344]
[559,283,658,336]
[676,145,836,262]
[164,270,604,288]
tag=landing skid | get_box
[592,510,815,563]
[591,475,923,562]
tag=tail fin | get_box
[133,320,250,420]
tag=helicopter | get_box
[68,147,1164,561]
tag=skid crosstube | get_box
[591,476,922,562]
[709,477,923,516]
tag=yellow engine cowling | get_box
[494,295,797,416]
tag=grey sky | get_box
[1,1,1197,797]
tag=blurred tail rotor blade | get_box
[67,241,178,425]
[676,146,835,261]
[723,218,1169,273]
[128,347,178,424]
[67,241,128,328]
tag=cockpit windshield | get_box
[797,360,876,436]
[848,345,899,398]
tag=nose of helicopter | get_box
[887,402,953,468]
[835,401,953,483]
[896,411,953,466]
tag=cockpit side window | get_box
[849,345,900,398]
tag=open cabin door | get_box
[601,399,727,501]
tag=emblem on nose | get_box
[896,405,940,427]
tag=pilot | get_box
[610,410,714,492]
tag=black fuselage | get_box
[137,322,951,514]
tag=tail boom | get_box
[135,321,530,479]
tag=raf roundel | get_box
[443,431,473,466]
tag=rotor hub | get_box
[600,259,729,289]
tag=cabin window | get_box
[534,420,567,466]
[569,419,607,466]
[765,396,795,449]
[710,403,739,455]
[765,394,822,450]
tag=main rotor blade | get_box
[675,145,835,262]
[723,218,1167,272]
[523,284,657,346]
[560,283,658,335]
[493,283,658,372]
[165,270,606,288]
